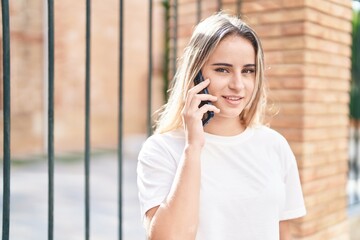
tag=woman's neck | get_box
[204,116,246,136]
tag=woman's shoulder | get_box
[146,129,185,144]
[139,129,185,156]
[251,124,289,145]
[252,125,296,165]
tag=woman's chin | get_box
[214,111,242,120]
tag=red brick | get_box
[241,1,293,14]
[178,1,197,17]
[305,8,352,32]
[305,0,352,21]
[302,127,348,140]
[301,197,347,221]
[262,36,306,51]
[304,22,351,45]
[305,36,351,57]
[304,51,351,67]
[245,8,306,25]
[296,151,348,169]
[267,77,305,89]
[266,50,305,64]
[312,103,349,115]
[327,0,353,8]
[304,187,347,208]
[301,162,348,182]
[303,77,350,91]
[301,138,349,156]
[256,22,305,37]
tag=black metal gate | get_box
[0,0,243,239]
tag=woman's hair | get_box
[155,12,267,133]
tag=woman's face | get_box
[202,35,256,121]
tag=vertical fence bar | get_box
[172,0,178,75]
[147,0,153,136]
[217,0,222,11]
[47,0,55,240]
[1,0,11,239]
[197,0,201,23]
[118,0,124,239]
[354,121,360,203]
[85,0,91,239]
[162,0,170,101]
[236,0,241,16]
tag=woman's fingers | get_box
[186,79,209,103]
[199,104,220,114]
[188,78,210,95]
[186,79,214,106]
[181,78,219,146]
[184,93,218,117]
[188,94,217,110]
[182,78,220,129]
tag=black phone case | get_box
[194,71,214,126]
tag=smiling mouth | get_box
[222,96,244,106]
[223,96,243,101]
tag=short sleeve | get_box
[279,146,307,220]
[137,135,178,221]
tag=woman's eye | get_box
[242,68,255,74]
[215,68,229,73]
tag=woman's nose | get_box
[228,73,245,90]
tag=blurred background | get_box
[0,0,359,239]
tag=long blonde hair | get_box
[155,12,267,133]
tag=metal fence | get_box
[0,1,125,239]
[0,0,241,239]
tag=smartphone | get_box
[194,71,214,126]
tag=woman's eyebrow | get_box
[243,64,256,68]
[211,63,256,67]
[211,63,232,67]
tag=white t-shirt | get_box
[137,125,306,240]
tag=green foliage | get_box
[351,8,360,119]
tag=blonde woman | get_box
[137,12,306,240]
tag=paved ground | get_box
[0,150,145,240]
[1,136,360,240]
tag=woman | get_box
[137,12,306,240]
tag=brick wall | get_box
[243,1,352,239]
[53,0,164,152]
[0,0,165,155]
[176,0,352,239]
[0,0,45,155]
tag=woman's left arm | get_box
[280,220,292,240]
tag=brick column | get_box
[176,0,353,239]
[243,1,352,239]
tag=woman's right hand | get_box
[181,79,220,148]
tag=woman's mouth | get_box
[222,95,244,105]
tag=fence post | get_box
[47,0,55,240]
[1,0,11,239]
[85,0,92,239]
[118,0,124,239]
[147,0,153,136]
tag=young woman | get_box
[137,12,306,240]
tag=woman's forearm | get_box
[148,144,202,240]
